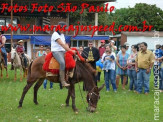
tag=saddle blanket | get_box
[43,48,84,74]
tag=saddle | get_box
[43,48,85,78]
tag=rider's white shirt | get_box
[51,31,66,52]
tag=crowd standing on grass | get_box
[80,40,163,94]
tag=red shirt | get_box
[16,45,25,53]
[99,46,105,58]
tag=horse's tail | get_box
[27,61,33,81]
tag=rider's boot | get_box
[59,70,70,87]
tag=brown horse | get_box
[18,55,105,112]
[0,49,8,78]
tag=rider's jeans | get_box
[52,51,65,71]
[1,47,7,66]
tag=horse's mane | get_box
[84,62,97,76]
[74,61,97,91]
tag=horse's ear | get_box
[98,84,105,92]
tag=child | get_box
[103,52,115,72]
[155,44,163,66]
[43,47,53,89]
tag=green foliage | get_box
[0,69,163,121]
[108,3,163,33]
[70,3,163,34]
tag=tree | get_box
[107,3,163,34]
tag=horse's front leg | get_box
[65,87,71,107]
[70,84,78,113]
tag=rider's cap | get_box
[18,40,24,43]
[58,21,67,28]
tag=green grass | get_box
[0,69,163,122]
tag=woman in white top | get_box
[51,22,75,87]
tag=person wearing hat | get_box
[0,29,7,67]
[51,22,75,87]
[110,40,117,53]
[81,40,100,86]
[15,40,27,69]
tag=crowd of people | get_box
[79,40,163,94]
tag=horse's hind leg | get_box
[33,78,44,105]
[18,82,34,108]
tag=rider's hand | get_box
[71,50,76,54]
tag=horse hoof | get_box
[66,104,69,107]
[18,105,22,108]
[34,102,38,105]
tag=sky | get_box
[108,0,163,10]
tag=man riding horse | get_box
[11,40,28,70]
[0,29,7,68]
[51,22,75,87]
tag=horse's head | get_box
[86,84,105,112]
[10,48,17,61]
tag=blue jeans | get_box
[43,79,53,89]
[104,70,117,91]
[128,70,137,90]
[160,68,163,90]
[137,69,151,93]
[1,47,7,66]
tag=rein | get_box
[77,82,87,108]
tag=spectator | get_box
[116,45,129,90]
[79,45,84,55]
[102,45,117,92]
[137,43,142,52]
[118,42,131,85]
[36,45,46,58]
[127,45,138,92]
[82,40,100,86]
[135,42,155,95]
[43,47,54,89]
[96,40,106,82]
[118,42,131,55]
[110,40,117,54]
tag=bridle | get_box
[87,87,100,108]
